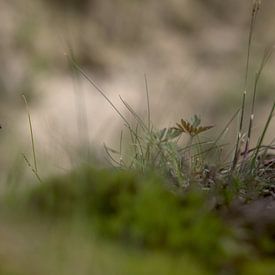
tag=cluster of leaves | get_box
[104,112,222,188]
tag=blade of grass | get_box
[22,94,38,174]
[244,1,261,89]
[68,53,146,166]
[67,47,91,161]
[232,1,261,171]
[119,130,123,163]
[243,46,273,161]
[251,101,275,170]
[67,54,130,128]
[119,95,147,130]
[193,143,230,159]
[134,123,145,166]
[22,154,42,183]
[144,74,151,130]
[103,143,123,166]
[207,108,240,162]
[232,92,246,170]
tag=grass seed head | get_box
[253,0,261,14]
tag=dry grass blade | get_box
[22,154,42,183]
[103,144,122,166]
[232,1,261,172]
[144,74,151,130]
[67,54,130,128]
[243,45,273,160]
[119,95,147,130]
[22,94,38,174]
[207,108,240,160]
[251,102,275,170]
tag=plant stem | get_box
[22,94,38,174]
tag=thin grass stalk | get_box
[128,124,138,166]
[126,123,145,169]
[207,108,240,163]
[195,135,204,168]
[179,140,214,152]
[241,145,275,157]
[22,154,42,183]
[144,74,151,130]
[22,94,38,174]
[119,130,123,164]
[244,1,260,88]
[119,96,147,130]
[193,143,229,159]
[144,74,152,162]
[188,136,194,173]
[232,92,246,169]
[243,46,273,161]
[251,47,272,117]
[251,102,275,170]
[103,144,123,166]
[152,147,161,166]
[144,135,156,164]
[69,55,147,164]
[67,48,91,161]
[68,56,130,128]
[232,1,261,171]
[134,123,145,167]
[144,135,152,163]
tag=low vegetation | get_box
[1,1,274,274]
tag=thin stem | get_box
[22,94,38,174]
[232,1,261,172]
[22,154,42,183]
[207,108,239,163]
[243,46,273,159]
[119,95,147,130]
[68,48,90,161]
[68,55,130,128]
[244,1,260,89]
[233,92,246,171]
[251,102,275,170]
[144,74,151,130]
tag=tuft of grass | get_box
[61,0,274,196]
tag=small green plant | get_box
[64,0,274,196]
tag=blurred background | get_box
[1,0,275,182]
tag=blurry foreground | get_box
[1,167,275,275]
[1,0,275,180]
